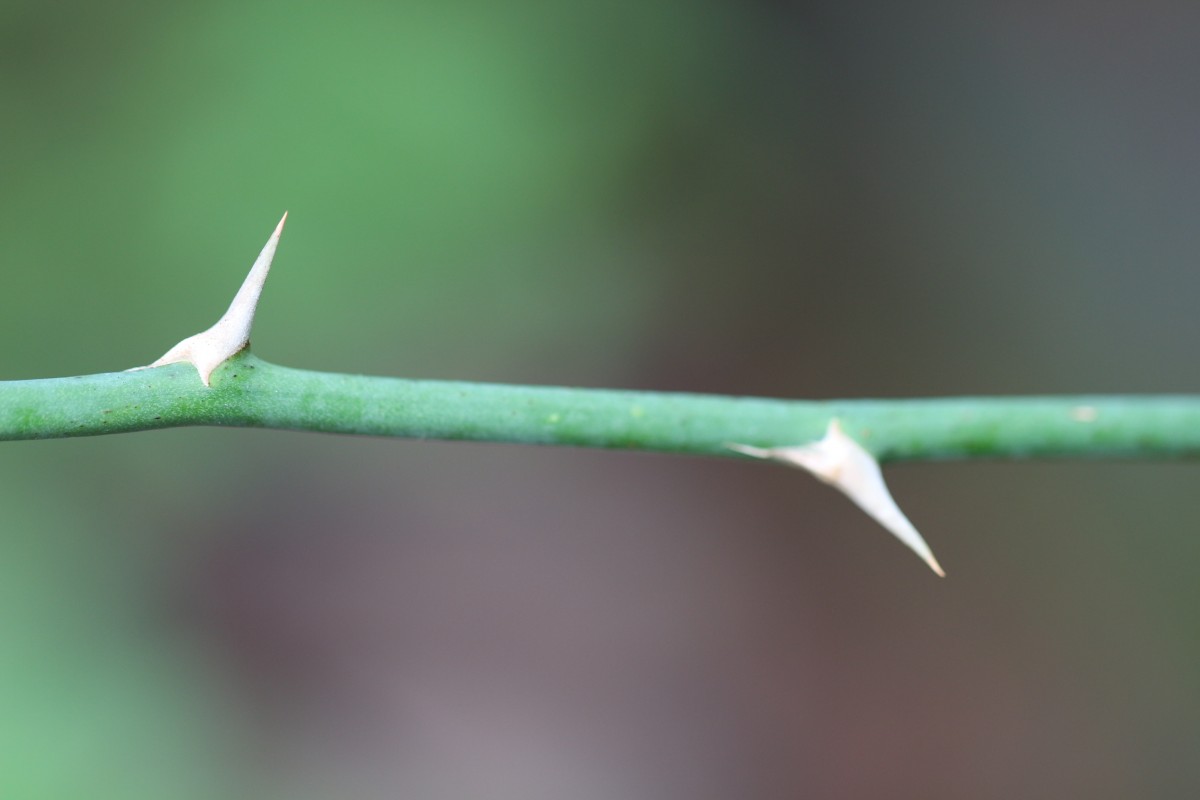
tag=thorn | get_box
[726,443,773,459]
[134,213,288,386]
[730,419,945,576]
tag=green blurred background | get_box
[4,1,1200,796]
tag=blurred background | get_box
[4,0,1200,796]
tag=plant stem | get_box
[3,350,1200,461]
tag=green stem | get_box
[3,350,1200,461]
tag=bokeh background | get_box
[4,1,1200,797]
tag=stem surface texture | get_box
[3,352,1199,462]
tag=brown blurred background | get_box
[3,1,1200,797]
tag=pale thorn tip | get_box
[730,419,946,577]
[133,213,288,386]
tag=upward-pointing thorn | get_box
[135,213,288,386]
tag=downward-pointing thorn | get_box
[730,419,946,576]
